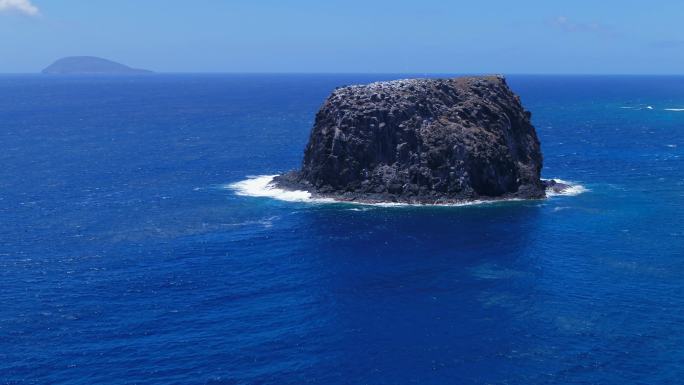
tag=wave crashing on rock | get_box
[228,175,586,207]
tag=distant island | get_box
[275,76,569,204]
[42,56,153,75]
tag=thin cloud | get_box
[0,0,40,16]
[552,16,615,37]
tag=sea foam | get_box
[228,175,587,207]
[227,175,334,203]
[619,105,655,110]
[546,179,589,197]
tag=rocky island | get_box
[42,56,153,75]
[275,75,565,204]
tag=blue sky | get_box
[1,0,683,73]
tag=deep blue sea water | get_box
[1,74,684,384]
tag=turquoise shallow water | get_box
[1,74,684,384]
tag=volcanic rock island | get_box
[42,56,153,75]
[274,75,567,204]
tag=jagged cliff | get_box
[275,76,546,204]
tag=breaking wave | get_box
[227,175,587,207]
[227,175,334,203]
[546,179,589,197]
[619,105,654,110]
[620,106,684,112]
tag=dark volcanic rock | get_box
[275,76,545,204]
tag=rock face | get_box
[42,56,153,75]
[275,76,545,204]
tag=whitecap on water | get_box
[619,105,655,110]
[664,108,684,112]
[546,179,589,197]
[227,175,587,206]
[226,175,335,203]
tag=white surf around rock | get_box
[227,175,587,206]
[227,175,334,203]
[545,178,589,197]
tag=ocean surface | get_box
[1,74,684,384]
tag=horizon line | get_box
[2,72,684,76]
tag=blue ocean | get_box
[2,74,683,384]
